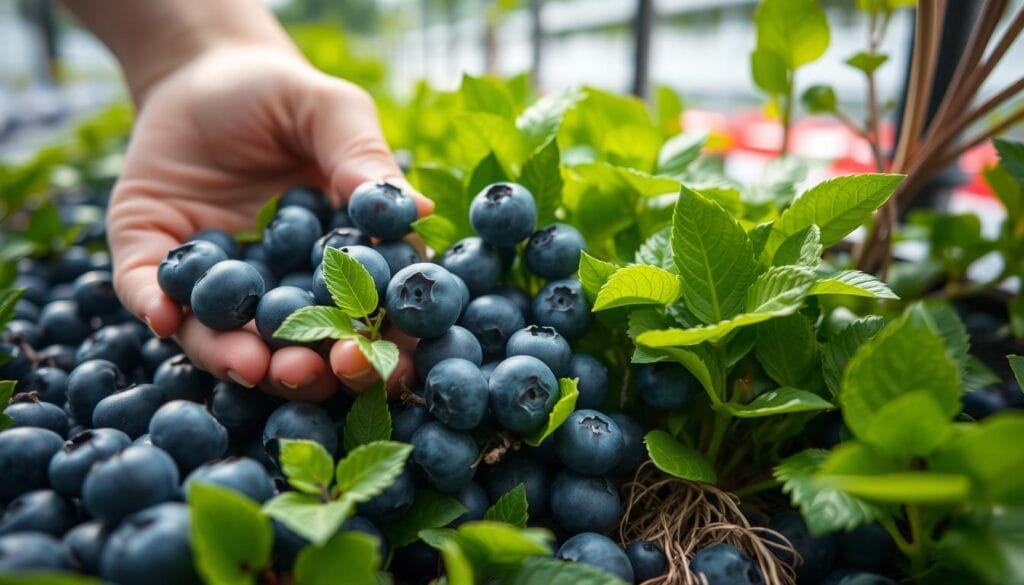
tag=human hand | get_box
[107,44,431,401]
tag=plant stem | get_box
[781,77,795,156]
[733,478,780,499]
[864,9,888,172]
[905,504,930,578]
[707,412,729,467]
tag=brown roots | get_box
[618,462,799,585]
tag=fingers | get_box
[263,346,338,402]
[175,315,270,387]
[329,336,416,398]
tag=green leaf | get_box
[460,74,515,118]
[0,288,25,331]
[592,265,682,311]
[840,306,962,455]
[433,535,474,585]
[820,471,971,504]
[355,338,400,383]
[294,531,381,585]
[939,506,1024,584]
[993,139,1024,186]
[0,574,102,585]
[466,152,510,202]
[644,430,717,483]
[962,356,1001,393]
[920,300,969,361]
[984,164,1023,222]
[456,115,527,176]
[722,387,832,418]
[821,316,885,396]
[525,378,579,447]
[483,484,529,528]
[335,441,413,504]
[765,174,905,255]
[322,246,379,318]
[0,380,15,431]
[845,51,889,75]
[672,187,759,323]
[381,490,466,548]
[516,86,587,147]
[578,252,618,303]
[774,449,881,535]
[273,306,356,343]
[753,0,830,68]
[1009,355,1024,389]
[634,226,674,271]
[656,132,706,177]
[189,482,272,585]
[858,390,955,458]
[411,165,471,236]
[504,557,629,585]
[278,439,335,496]
[754,314,824,390]
[412,215,461,253]
[455,522,552,568]
[518,138,563,226]
[773,224,822,267]
[931,414,1024,505]
[750,47,790,95]
[263,492,354,546]
[801,85,837,113]
[256,196,280,232]
[343,384,392,452]
[810,270,899,299]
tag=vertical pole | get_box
[529,0,543,91]
[631,0,654,99]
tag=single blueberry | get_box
[556,532,634,583]
[255,286,317,349]
[610,413,648,477]
[360,468,416,521]
[63,521,108,574]
[460,295,526,359]
[210,380,279,441]
[424,358,489,430]
[453,482,489,525]
[0,532,73,572]
[411,422,478,493]
[524,223,586,280]
[39,300,93,346]
[488,355,558,433]
[66,359,127,425]
[391,401,432,443]
[348,181,419,240]
[48,428,132,497]
[100,502,201,585]
[262,402,339,462]
[263,206,324,274]
[157,240,229,304]
[531,278,592,341]
[690,543,765,585]
[627,540,668,582]
[555,409,625,475]
[0,342,32,384]
[0,489,77,536]
[75,324,141,373]
[481,453,550,517]
[153,354,214,403]
[150,400,230,474]
[636,362,701,410]
[4,393,69,436]
[385,263,464,338]
[569,353,610,410]
[506,325,571,377]
[415,325,483,380]
[549,470,621,533]
[469,182,537,246]
[82,445,180,525]
[72,270,120,318]
[336,245,392,300]
[375,239,422,274]
[440,237,502,296]
[139,337,181,376]
[92,383,167,439]
[184,457,277,503]
[17,367,67,405]
[2,319,42,348]
[190,260,266,330]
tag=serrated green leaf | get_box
[460,74,515,118]
[845,51,889,75]
[810,270,898,299]
[456,115,527,177]
[920,300,969,360]
[294,531,380,585]
[801,85,837,113]
[335,441,413,504]
[754,0,830,68]
[278,439,335,496]
[644,430,716,483]
[577,252,618,303]
[634,226,674,271]
[773,224,822,267]
[412,215,461,253]
[754,314,824,390]
[749,222,775,257]
[189,482,272,585]
[343,385,392,451]
[939,506,1024,585]
[672,187,759,324]
[821,316,885,396]
[483,484,529,528]
[860,390,955,458]
[322,247,379,318]
[411,165,471,236]
[263,492,354,546]
[525,378,579,447]
[466,152,511,201]
[273,306,356,343]
[774,449,881,535]
[0,288,25,332]
[518,138,563,226]
[962,355,1001,393]
[722,387,832,418]
[593,265,682,311]
[256,196,280,232]
[517,86,587,147]
[455,522,552,568]
[355,338,400,383]
[932,414,1024,505]
[504,556,629,585]
[656,132,706,177]
[381,490,467,547]
[766,174,904,255]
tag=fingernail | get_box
[281,374,317,391]
[227,370,255,388]
[144,316,163,339]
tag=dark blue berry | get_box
[768,510,836,583]
[157,240,229,304]
[360,469,416,521]
[91,383,166,439]
[139,337,181,376]
[262,402,339,462]
[411,422,478,492]
[549,470,620,533]
[184,457,276,503]
[281,186,333,228]
[0,489,77,536]
[636,362,700,410]
[191,229,240,259]
[82,445,180,525]
[310,227,372,266]
[4,394,69,436]
[440,237,501,295]
[488,355,558,433]
[469,183,536,246]
[348,181,418,240]
[415,325,483,380]
[263,206,323,274]
[691,543,765,585]
[190,260,266,330]
[424,358,489,430]
[555,409,624,475]
[460,295,525,359]
[0,532,73,572]
[150,400,229,473]
[556,532,634,583]
[100,502,201,585]
[63,521,108,574]
[524,223,586,279]
[66,359,127,425]
[610,413,647,477]
[256,286,317,349]
[626,540,668,582]
[453,482,489,525]
[385,263,464,338]
[375,240,422,274]
[481,453,549,517]
[569,353,609,410]
[72,270,120,318]
[153,354,214,403]
[75,324,141,372]
[531,279,591,341]
[17,367,68,405]
[39,300,93,346]
[48,428,132,497]
[506,325,571,377]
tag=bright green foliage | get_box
[293,531,381,585]
[484,484,529,528]
[274,306,355,343]
[189,483,273,585]
[644,430,717,483]
[525,378,579,446]
[381,490,467,548]
[344,384,392,451]
[593,265,682,311]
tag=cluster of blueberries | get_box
[0,180,899,585]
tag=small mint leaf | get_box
[343,384,392,452]
[256,196,280,232]
[525,378,579,447]
[335,441,413,505]
[322,246,379,318]
[278,439,335,496]
[273,305,356,343]
[483,484,529,528]
[355,337,400,383]
[189,482,273,585]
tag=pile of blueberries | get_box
[0,180,899,585]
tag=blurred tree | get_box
[274,0,378,32]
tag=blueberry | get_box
[82,445,180,525]
[556,532,634,583]
[48,428,132,497]
[636,362,700,410]
[51,246,94,283]
[348,181,418,240]
[440,237,502,295]
[0,489,77,536]
[391,402,431,443]
[157,240,229,304]
[263,206,324,274]
[768,510,836,583]
[247,259,279,290]
[451,274,471,317]
[507,325,571,377]
[690,543,765,585]
[0,342,32,383]
[424,358,489,430]
[76,324,141,372]
[2,319,42,347]
[469,183,536,246]
[342,516,388,561]
[488,355,558,433]
[191,260,266,330]
[375,239,422,274]
[14,298,40,321]
[47,283,76,304]
[4,393,69,436]
[360,468,416,521]
[0,428,62,504]
[70,270,118,319]
[411,421,478,492]
[184,457,276,503]
[92,383,166,439]
[100,502,201,585]
[627,540,668,582]
[281,186,333,228]
[278,271,312,290]
[569,354,610,410]
[490,285,531,321]
[63,521,108,574]
[555,409,625,475]
[310,227,372,266]
[549,470,621,533]
[262,402,339,462]
[525,223,586,279]
[330,205,354,229]
[481,453,549,517]
[150,401,230,473]
[271,520,308,571]
[0,532,73,572]
[453,482,489,525]
[391,541,440,585]
[66,359,127,425]
[191,228,240,259]
[38,344,78,373]
[256,286,317,349]
[385,263,464,338]
[13,273,49,305]
[19,368,67,407]
[336,245,392,299]
[39,300,93,346]
[460,295,526,359]
[153,354,214,403]
[610,413,647,477]
[479,361,499,383]
[139,337,181,376]
[415,325,483,380]
[532,279,591,341]
[835,523,895,572]
[211,380,279,440]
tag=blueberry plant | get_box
[2,4,1024,585]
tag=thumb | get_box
[292,75,433,216]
